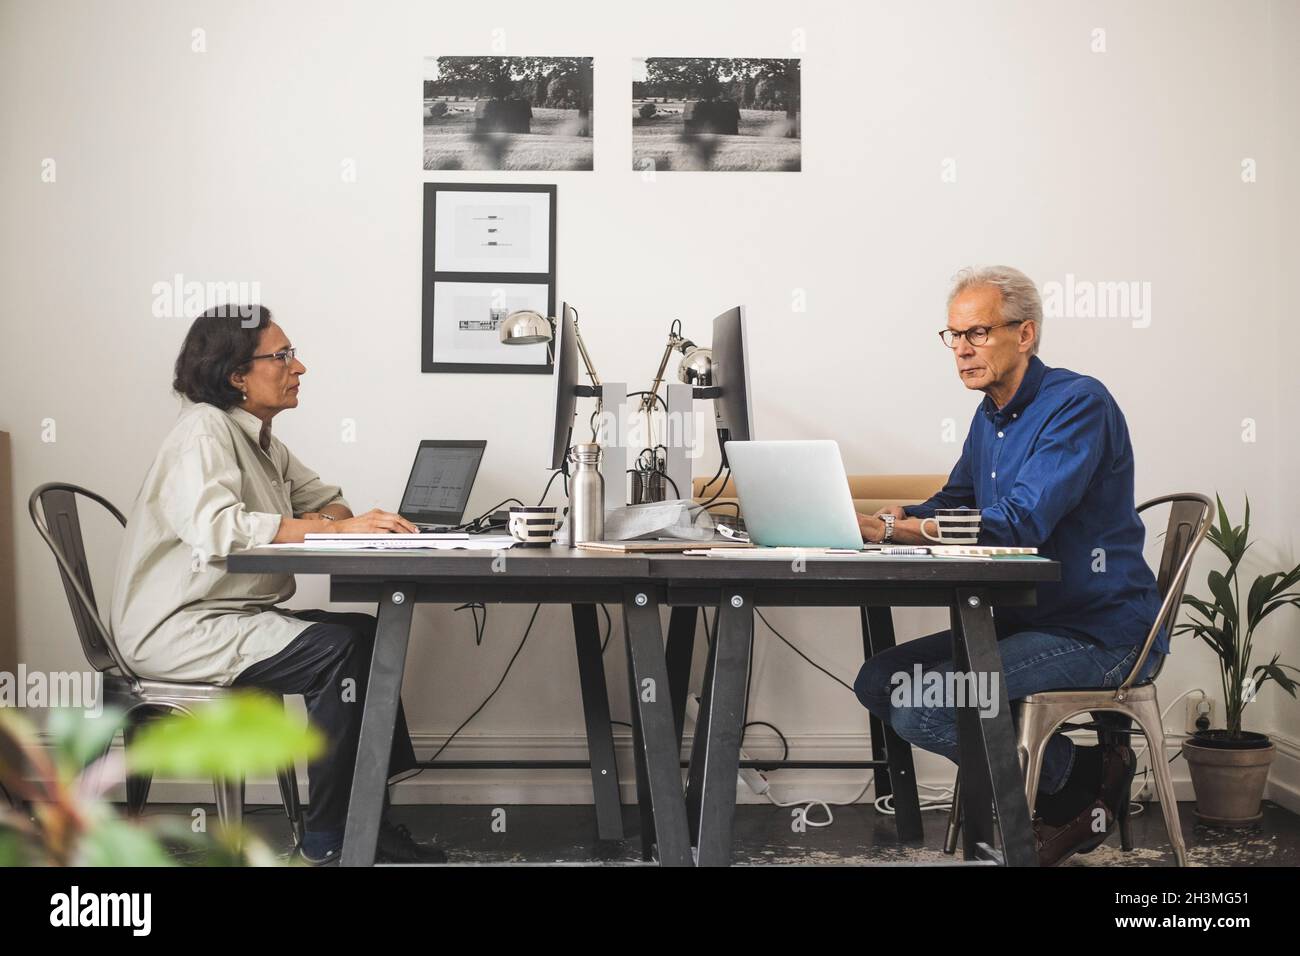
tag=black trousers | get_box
[232,609,419,833]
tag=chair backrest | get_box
[28,483,136,678]
[1121,492,1214,691]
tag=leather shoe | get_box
[376,819,448,864]
[1034,800,1112,866]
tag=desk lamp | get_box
[640,319,713,413]
[501,307,604,444]
[500,308,601,388]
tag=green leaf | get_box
[1182,595,1218,620]
[1194,627,1229,659]
[1247,573,1279,627]
[126,692,324,779]
[0,828,30,867]
[73,817,176,867]
[46,708,125,779]
[1216,493,1230,537]
[1174,618,1229,658]
[1269,564,1300,597]
[1257,594,1300,626]
[1207,570,1236,621]
[1258,663,1298,697]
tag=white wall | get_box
[2,0,1296,806]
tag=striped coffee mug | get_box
[920,507,982,545]
[509,506,563,547]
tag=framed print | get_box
[433,187,552,274]
[631,57,801,172]
[426,280,553,372]
[423,56,594,171]
[422,183,557,374]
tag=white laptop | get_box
[722,440,864,549]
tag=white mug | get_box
[920,508,982,545]
[509,506,563,547]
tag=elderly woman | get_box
[111,305,441,865]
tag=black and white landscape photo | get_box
[631,57,801,172]
[423,56,594,170]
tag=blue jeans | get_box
[854,629,1161,795]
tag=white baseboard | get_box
[55,728,1300,816]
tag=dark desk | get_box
[228,547,693,866]
[641,552,1060,866]
[228,546,1058,866]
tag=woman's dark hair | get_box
[172,305,273,409]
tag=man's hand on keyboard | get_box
[857,512,885,543]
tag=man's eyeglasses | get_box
[938,321,1023,349]
[250,347,298,366]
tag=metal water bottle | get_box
[567,442,605,546]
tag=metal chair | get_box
[941,492,1213,866]
[29,482,304,846]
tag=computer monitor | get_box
[398,440,487,528]
[710,305,754,467]
[549,303,581,471]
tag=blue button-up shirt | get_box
[904,355,1165,653]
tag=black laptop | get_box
[398,440,487,531]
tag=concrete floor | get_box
[150,798,1300,866]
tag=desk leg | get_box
[684,613,717,847]
[665,606,698,743]
[627,674,656,861]
[686,587,753,867]
[951,589,1037,867]
[861,607,924,843]
[622,586,693,866]
[341,582,414,867]
[571,604,624,842]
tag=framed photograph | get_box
[631,57,801,172]
[423,56,594,171]
[422,183,557,374]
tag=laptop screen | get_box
[398,440,487,526]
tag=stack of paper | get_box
[265,535,516,552]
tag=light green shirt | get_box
[110,400,348,685]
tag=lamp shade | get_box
[499,310,553,345]
[677,345,714,386]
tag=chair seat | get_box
[103,668,233,703]
[1019,680,1155,706]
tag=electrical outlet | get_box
[1185,697,1214,734]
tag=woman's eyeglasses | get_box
[938,321,1023,349]
[250,347,298,366]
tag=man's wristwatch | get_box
[319,513,336,522]
[880,513,895,543]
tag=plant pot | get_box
[1182,732,1275,826]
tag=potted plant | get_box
[0,693,321,865]
[1177,496,1300,825]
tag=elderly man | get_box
[853,266,1163,866]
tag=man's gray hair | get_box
[948,265,1043,354]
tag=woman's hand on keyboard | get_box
[334,509,419,535]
